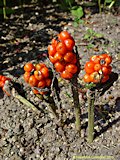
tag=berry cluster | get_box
[83,53,112,83]
[0,75,11,95]
[0,75,11,88]
[48,31,78,79]
[24,63,52,95]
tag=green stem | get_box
[98,0,102,13]
[75,101,81,135]
[88,90,95,143]
[71,77,81,136]
[3,0,7,19]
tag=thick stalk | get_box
[88,90,95,143]
[71,77,81,136]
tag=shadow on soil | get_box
[0,3,71,75]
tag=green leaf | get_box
[85,83,96,89]
[79,19,84,24]
[94,33,103,38]
[74,17,80,22]
[105,0,112,3]
[71,6,84,18]
[84,28,103,40]
[73,21,79,27]
[87,44,94,49]
[84,34,90,40]
[87,29,94,35]
[73,17,84,27]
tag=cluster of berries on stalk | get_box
[0,75,11,95]
[48,31,78,79]
[24,63,52,95]
[83,53,112,83]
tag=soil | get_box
[0,2,120,160]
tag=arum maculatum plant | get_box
[48,31,81,135]
[23,62,59,121]
[23,31,113,141]
[83,53,112,143]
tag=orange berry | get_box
[45,78,52,87]
[29,75,38,87]
[60,70,73,79]
[24,63,35,72]
[24,72,31,83]
[65,64,78,74]
[38,80,46,88]
[83,74,91,83]
[40,67,49,78]
[54,62,65,72]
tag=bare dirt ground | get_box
[0,2,120,160]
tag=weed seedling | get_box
[83,29,103,42]
[71,6,84,27]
